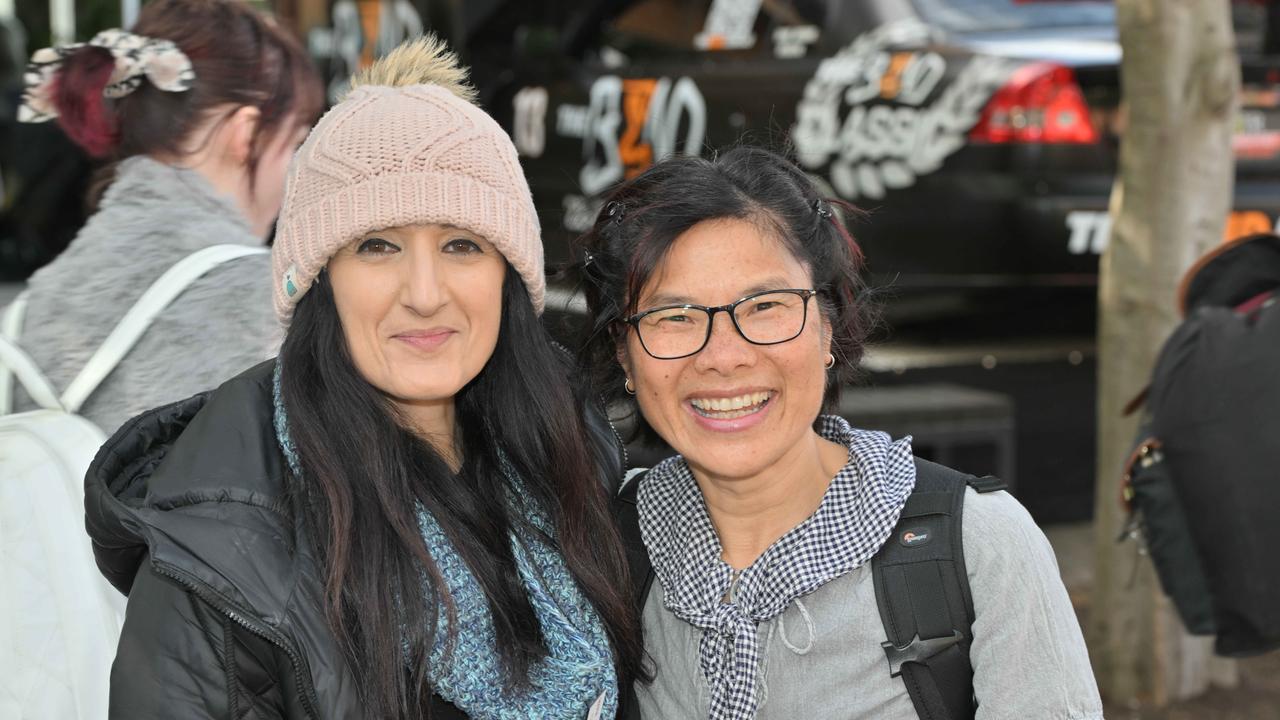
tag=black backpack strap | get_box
[615,469,655,606]
[871,458,1006,720]
[615,470,653,720]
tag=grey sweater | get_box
[10,156,279,435]
[636,488,1105,719]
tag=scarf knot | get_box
[638,415,916,720]
[697,603,761,714]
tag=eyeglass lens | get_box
[636,291,809,359]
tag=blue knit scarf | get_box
[272,363,618,719]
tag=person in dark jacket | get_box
[83,37,644,720]
[575,148,1102,719]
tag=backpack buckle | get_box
[881,630,965,677]
[966,475,1007,493]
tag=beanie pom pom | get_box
[346,34,477,105]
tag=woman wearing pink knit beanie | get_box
[84,37,646,720]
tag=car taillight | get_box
[969,62,1098,144]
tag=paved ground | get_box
[1044,523,1280,719]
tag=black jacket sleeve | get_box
[110,562,288,719]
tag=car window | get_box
[910,0,1116,33]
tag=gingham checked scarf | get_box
[636,415,916,720]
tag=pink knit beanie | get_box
[271,37,543,324]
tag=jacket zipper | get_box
[604,405,629,472]
[152,562,322,720]
[550,339,629,473]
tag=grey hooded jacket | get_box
[10,155,278,434]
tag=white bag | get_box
[0,244,267,720]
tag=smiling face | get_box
[620,216,832,481]
[326,223,507,429]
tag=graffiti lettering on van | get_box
[512,87,549,158]
[793,20,1012,201]
[695,0,762,51]
[1065,211,1111,255]
[1066,210,1280,255]
[308,0,423,103]
[577,75,707,195]
[557,75,706,232]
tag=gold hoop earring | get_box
[624,377,636,395]
[825,353,836,370]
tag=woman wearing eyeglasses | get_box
[577,147,1102,720]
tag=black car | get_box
[440,0,1280,321]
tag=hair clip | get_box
[814,199,833,219]
[582,250,595,267]
[19,28,195,124]
[605,201,626,223]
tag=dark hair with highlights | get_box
[279,264,647,719]
[50,0,322,172]
[574,147,878,439]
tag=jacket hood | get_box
[85,360,301,620]
[1179,233,1280,315]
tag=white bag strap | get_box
[59,244,269,413]
[0,293,45,413]
[0,293,64,412]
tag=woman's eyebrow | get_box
[740,278,796,295]
[640,278,797,308]
[642,292,695,307]
[438,223,480,237]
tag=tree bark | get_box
[1091,0,1240,707]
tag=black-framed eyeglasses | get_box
[623,289,819,360]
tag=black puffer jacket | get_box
[85,359,626,719]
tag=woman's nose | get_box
[693,311,755,372]
[400,251,447,316]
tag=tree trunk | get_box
[1091,0,1240,707]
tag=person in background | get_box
[576,147,1104,719]
[83,37,645,719]
[8,0,322,434]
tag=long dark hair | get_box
[575,147,878,440]
[278,264,645,718]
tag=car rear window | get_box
[911,0,1116,33]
